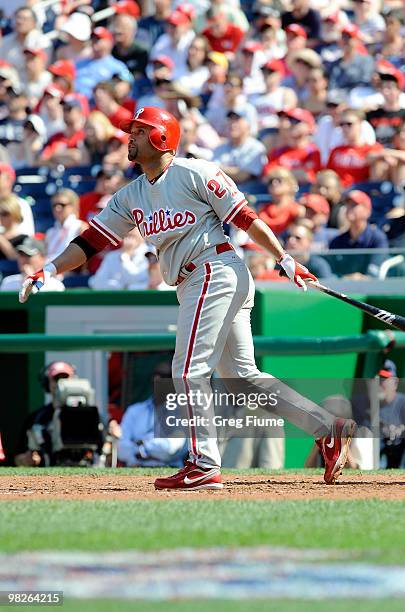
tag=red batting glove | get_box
[278,254,318,291]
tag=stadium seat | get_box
[246,194,269,208]
[240,179,267,194]
[63,274,90,288]
[31,197,52,214]
[15,166,49,177]
[297,183,312,197]
[62,178,97,194]
[14,180,59,199]
[49,165,96,180]
[34,215,54,234]
[0,260,19,278]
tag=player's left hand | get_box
[278,254,318,291]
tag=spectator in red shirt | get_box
[40,94,88,167]
[79,167,124,223]
[264,108,321,183]
[258,166,304,235]
[202,7,245,58]
[327,109,383,187]
[93,81,133,130]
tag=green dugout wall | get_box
[0,289,404,465]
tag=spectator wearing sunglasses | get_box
[45,189,87,261]
[285,221,334,279]
[315,91,376,165]
[326,109,383,187]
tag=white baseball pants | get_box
[172,250,335,468]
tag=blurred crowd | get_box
[0,0,405,287]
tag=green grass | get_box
[0,498,404,563]
[0,467,322,476]
[0,467,400,476]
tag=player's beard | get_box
[128,144,138,162]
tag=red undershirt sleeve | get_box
[231,204,258,231]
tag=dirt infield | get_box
[0,472,404,501]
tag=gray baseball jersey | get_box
[89,157,248,285]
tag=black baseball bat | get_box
[309,281,405,331]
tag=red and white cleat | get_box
[154,461,223,491]
[316,418,357,485]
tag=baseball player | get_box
[19,107,356,489]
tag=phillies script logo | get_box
[132,207,197,236]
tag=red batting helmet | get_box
[120,106,181,152]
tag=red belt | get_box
[176,242,234,285]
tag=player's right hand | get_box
[19,263,56,303]
[278,254,318,291]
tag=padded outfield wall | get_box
[0,289,404,465]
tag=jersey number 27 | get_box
[207,170,238,199]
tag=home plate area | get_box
[1,548,405,600]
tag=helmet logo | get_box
[134,107,144,119]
